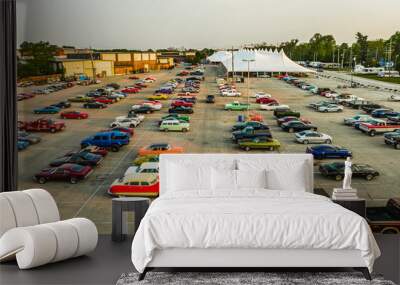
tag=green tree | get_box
[355,32,368,64]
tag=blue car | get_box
[371,108,398,118]
[17,140,30,151]
[80,131,130,152]
[34,106,60,114]
[306,144,352,159]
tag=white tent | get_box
[207,49,314,73]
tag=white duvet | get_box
[131,190,380,273]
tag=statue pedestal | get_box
[332,188,358,200]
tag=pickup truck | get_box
[231,126,272,142]
[18,118,65,133]
[80,131,130,152]
[384,134,400,149]
[367,198,400,234]
[359,121,400,136]
[224,101,250,111]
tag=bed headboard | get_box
[159,153,314,195]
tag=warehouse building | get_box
[100,52,161,74]
[53,58,114,78]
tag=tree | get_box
[388,31,400,71]
[355,32,368,64]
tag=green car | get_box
[68,95,94,102]
[159,119,190,132]
[133,155,159,166]
[238,137,281,151]
[224,101,250,111]
[161,114,190,122]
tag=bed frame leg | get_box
[354,267,371,280]
[138,268,148,281]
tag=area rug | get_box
[116,272,395,285]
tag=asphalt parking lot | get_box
[18,65,400,233]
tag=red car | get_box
[60,111,89,119]
[78,146,108,156]
[95,97,115,104]
[135,83,148,88]
[129,76,140,80]
[18,118,65,133]
[34,163,92,184]
[102,127,134,136]
[171,100,194,108]
[256,97,278,104]
[121,87,140,93]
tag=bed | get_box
[131,154,380,280]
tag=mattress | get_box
[131,190,380,273]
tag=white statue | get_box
[342,157,353,190]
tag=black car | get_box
[51,101,71,109]
[169,106,194,114]
[281,121,317,133]
[319,162,379,181]
[86,91,102,98]
[232,127,272,142]
[49,152,102,167]
[83,102,107,109]
[274,109,301,119]
[134,105,154,114]
[106,83,120,90]
[361,104,384,114]
[206,95,215,103]
[178,97,196,104]
[232,121,269,132]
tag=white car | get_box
[317,104,344,112]
[110,118,140,128]
[295,130,333,144]
[132,102,162,111]
[124,162,159,175]
[389,94,400,102]
[252,92,272,99]
[260,102,290,111]
[221,90,241,97]
[324,91,339,98]
[343,114,372,126]
[112,92,127,99]
[115,114,145,122]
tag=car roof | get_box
[150,143,169,148]
[123,173,158,183]
[140,162,159,169]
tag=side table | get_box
[332,198,366,218]
[112,197,150,242]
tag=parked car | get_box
[319,162,379,181]
[384,132,400,149]
[281,121,317,133]
[295,130,332,144]
[361,103,385,114]
[256,97,277,104]
[224,101,250,111]
[34,106,60,114]
[50,101,71,109]
[133,105,155,114]
[78,145,108,157]
[95,97,115,104]
[133,155,159,166]
[110,118,140,128]
[80,131,130,152]
[159,119,190,132]
[108,173,159,197]
[306,145,352,159]
[206,95,215,103]
[343,115,372,126]
[139,143,184,156]
[317,104,344,112]
[34,163,92,184]
[49,152,102,167]
[171,100,194,108]
[232,126,272,142]
[168,106,194,114]
[68,95,94,102]
[387,114,400,125]
[371,109,398,118]
[359,121,400,136]
[148,94,168,100]
[260,102,289,111]
[60,111,89,119]
[17,140,30,151]
[274,109,301,118]
[83,102,107,109]
[232,121,269,131]
[121,87,140,93]
[221,90,241,97]
[238,137,281,151]
[367,198,400,234]
[277,116,311,126]
[102,127,134,136]
[18,118,65,133]
[18,131,41,144]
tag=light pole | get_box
[242,58,255,119]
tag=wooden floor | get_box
[0,235,134,285]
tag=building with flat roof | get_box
[53,58,114,78]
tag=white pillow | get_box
[212,168,237,191]
[236,169,267,189]
[167,163,212,192]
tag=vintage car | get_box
[83,102,107,109]
[50,101,71,109]
[78,145,108,156]
[388,94,400,102]
[168,106,194,114]
[308,101,332,110]
[274,109,301,119]
[319,161,379,181]
[121,87,140,93]
[60,111,89,119]
[133,105,155,114]
[18,131,41,144]
[221,90,241,97]
[343,114,372,126]
[232,121,269,131]
[367,198,400,234]
[33,106,60,114]
[224,101,250,111]
[102,127,134,136]
[384,135,400,149]
[18,118,65,133]
[306,145,352,159]
[295,130,332,144]
[238,137,281,151]
[49,152,102,167]
[132,101,162,111]
[317,104,344,113]
[68,95,94,102]
[110,118,140,128]
[232,126,272,142]
[387,114,400,124]
[206,95,215,103]
[160,119,190,132]
[17,140,30,151]
[171,100,194,108]
[251,92,272,99]
[260,102,290,111]
[126,162,159,175]
[277,116,311,126]
[108,173,159,197]
[117,113,145,123]
[34,163,92,184]
[129,76,140,80]
[95,97,115,104]
[359,121,400,136]
[256,97,277,104]
[371,108,398,119]
[133,155,159,166]
[148,94,168,100]
[139,143,184,156]
[281,121,317,133]
[361,103,385,114]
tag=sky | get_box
[16,0,400,50]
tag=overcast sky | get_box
[16,0,400,50]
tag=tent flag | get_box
[207,49,314,73]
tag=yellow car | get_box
[148,94,168,100]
